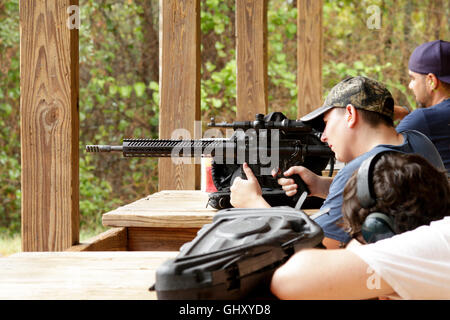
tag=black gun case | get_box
[151,206,324,300]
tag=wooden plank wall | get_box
[297,0,323,118]
[158,0,201,191]
[236,0,268,120]
[20,0,80,251]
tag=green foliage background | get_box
[0,0,449,235]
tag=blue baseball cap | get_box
[408,40,450,84]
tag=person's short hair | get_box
[440,79,450,91]
[341,152,450,237]
[333,107,394,127]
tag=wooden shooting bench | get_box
[0,190,319,300]
[72,190,216,252]
[72,190,320,252]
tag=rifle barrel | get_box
[86,139,230,157]
[86,138,333,160]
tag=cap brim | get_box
[299,105,334,132]
[300,104,334,122]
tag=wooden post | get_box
[297,0,323,118]
[236,0,268,120]
[158,0,201,191]
[20,0,80,251]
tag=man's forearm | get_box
[251,197,271,208]
[316,176,333,199]
[270,249,394,300]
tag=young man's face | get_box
[320,108,353,163]
[408,70,430,108]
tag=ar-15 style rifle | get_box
[86,112,335,209]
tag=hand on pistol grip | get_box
[274,167,310,199]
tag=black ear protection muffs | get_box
[360,212,396,244]
[356,151,398,243]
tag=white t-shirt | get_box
[347,217,450,300]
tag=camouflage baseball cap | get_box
[300,76,394,126]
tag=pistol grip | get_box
[276,171,310,197]
[291,174,310,198]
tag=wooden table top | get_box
[102,190,216,228]
[0,251,177,300]
[102,190,319,229]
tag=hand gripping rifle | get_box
[86,112,335,209]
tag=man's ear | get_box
[426,73,438,91]
[345,104,357,128]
